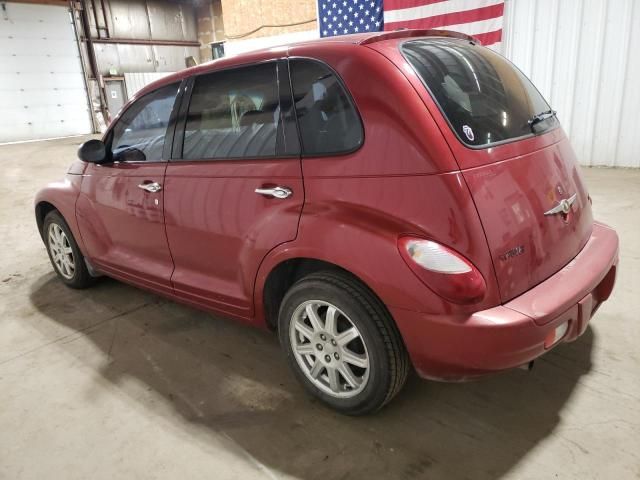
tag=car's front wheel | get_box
[43,210,95,289]
[278,271,409,415]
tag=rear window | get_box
[402,39,558,147]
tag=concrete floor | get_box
[0,135,639,480]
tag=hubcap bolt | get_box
[316,344,323,351]
[320,334,326,341]
[325,355,331,362]
[331,339,337,346]
[334,352,340,360]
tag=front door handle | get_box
[138,182,162,193]
[254,186,292,199]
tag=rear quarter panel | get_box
[254,43,501,325]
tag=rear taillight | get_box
[398,236,486,304]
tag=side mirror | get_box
[77,139,107,163]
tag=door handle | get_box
[254,186,292,199]
[138,182,162,193]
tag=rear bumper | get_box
[391,222,619,381]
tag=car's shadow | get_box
[29,273,594,480]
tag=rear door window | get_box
[290,59,363,155]
[181,62,284,160]
[402,39,558,147]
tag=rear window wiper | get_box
[528,109,557,131]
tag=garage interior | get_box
[1,0,640,479]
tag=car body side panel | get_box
[253,172,501,327]
[163,158,304,319]
[75,161,174,294]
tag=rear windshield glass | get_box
[402,39,558,147]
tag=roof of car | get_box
[129,29,476,103]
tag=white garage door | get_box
[0,3,93,143]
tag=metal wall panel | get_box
[89,1,198,75]
[105,0,197,41]
[124,71,173,97]
[503,0,640,167]
[108,0,151,39]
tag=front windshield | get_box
[402,38,558,147]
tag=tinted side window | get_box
[110,83,179,162]
[290,59,363,156]
[182,63,281,160]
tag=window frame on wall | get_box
[104,81,183,164]
[171,59,300,162]
[288,57,365,158]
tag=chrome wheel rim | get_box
[289,300,370,398]
[47,223,75,280]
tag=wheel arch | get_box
[35,201,59,239]
[256,251,393,333]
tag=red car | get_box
[35,30,619,415]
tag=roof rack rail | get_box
[359,29,479,46]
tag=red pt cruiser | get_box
[35,30,619,415]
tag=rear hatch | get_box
[397,37,594,302]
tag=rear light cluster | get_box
[398,236,486,304]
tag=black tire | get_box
[278,270,410,415]
[42,210,95,289]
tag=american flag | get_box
[318,0,504,48]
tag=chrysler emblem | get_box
[544,193,577,216]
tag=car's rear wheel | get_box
[43,210,94,289]
[278,270,409,415]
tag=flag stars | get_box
[320,0,382,38]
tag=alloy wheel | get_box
[289,300,370,398]
[47,223,75,280]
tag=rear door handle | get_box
[254,186,292,199]
[138,182,162,193]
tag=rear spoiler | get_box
[359,29,480,46]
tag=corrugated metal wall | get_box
[88,0,199,75]
[502,0,640,167]
[124,71,173,97]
